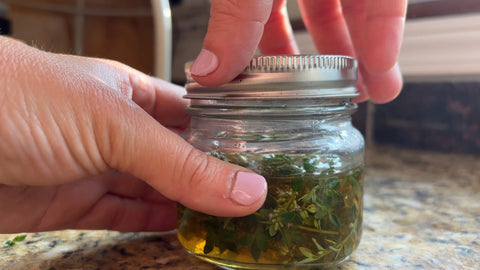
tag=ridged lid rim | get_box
[245,54,356,72]
[185,55,358,100]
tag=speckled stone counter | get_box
[1,146,479,269]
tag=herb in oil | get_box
[177,151,363,266]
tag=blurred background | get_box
[1,0,479,154]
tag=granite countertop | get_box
[1,146,479,270]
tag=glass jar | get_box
[178,55,365,269]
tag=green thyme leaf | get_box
[280,212,302,225]
[302,157,316,173]
[314,206,328,219]
[312,238,325,251]
[299,247,314,258]
[320,168,332,176]
[291,176,304,192]
[238,235,250,246]
[12,235,26,242]
[306,204,317,213]
[250,241,261,262]
[329,213,341,228]
[268,224,278,237]
[325,177,340,189]
[203,236,214,254]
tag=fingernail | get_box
[190,49,218,76]
[230,172,267,206]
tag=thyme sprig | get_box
[3,235,27,247]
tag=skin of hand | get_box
[0,37,267,234]
[189,0,407,104]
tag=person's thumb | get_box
[190,0,274,87]
[101,95,267,217]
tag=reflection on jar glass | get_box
[178,55,365,269]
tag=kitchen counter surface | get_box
[1,146,479,269]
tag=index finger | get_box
[190,0,274,87]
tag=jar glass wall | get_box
[178,55,365,269]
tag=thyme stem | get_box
[296,225,339,235]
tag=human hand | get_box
[0,37,266,234]
[190,0,407,103]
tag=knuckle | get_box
[181,148,213,189]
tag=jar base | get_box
[188,251,350,270]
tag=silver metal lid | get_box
[185,55,358,100]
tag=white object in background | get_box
[294,13,480,82]
[399,13,480,82]
[151,0,172,81]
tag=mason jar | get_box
[178,55,365,269]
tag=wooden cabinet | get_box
[7,0,155,75]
